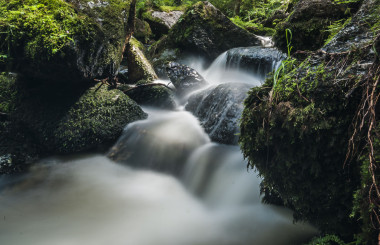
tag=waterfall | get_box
[0,46,317,245]
[203,46,286,84]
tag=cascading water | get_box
[203,46,286,83]
[0,46,317,245]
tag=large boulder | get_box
[0,0,132,82]
[126,37,158,83]
[240,0,379,240]
[142,10,184,39]
[273,0,361,52]
[186,83,251,145]
[11,80,147,154]
[149,1,261,63]
[166,62,208,95]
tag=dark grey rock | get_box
[123,82,177,110]
[166,62,208,94]
[186,83,252,145]
[143,10,183,39]
[150,2,261,63]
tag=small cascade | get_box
[108,108,210,174]
[182,143,261,206]
[204,46,285,83]
[0,45,317,245]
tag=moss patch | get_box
[239,14,379,240]
[0,0,132,82]
[273,0,355,52]
[12,80,147,154]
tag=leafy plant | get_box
[305,234,345,245]
[324,18,351,45]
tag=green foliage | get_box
[0,0,79,61]
[324,18,352,45]
[229,16,275,35]
[0,73,17,114]
[349,125,380,245]
[240,0,287,21]
[136,0,195,16]
[306,234,346,245]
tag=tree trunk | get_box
[123,0,137,55]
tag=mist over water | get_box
[0,47,317,245]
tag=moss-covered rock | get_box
[239,0,379,241]
[11,80,147,154]
[134,18,153,44]
[0,0,132,82]
[165,62,208,95]
[142,10,183,39]
[149,1,261,62]
[127,37,158,83]
[273,0,360,52]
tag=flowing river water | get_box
[0,47,318,245]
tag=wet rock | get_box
[186,83,252,145]
[123,80,177,110]
[127,37,158,83]
[142,10,183,39]
[225,46,286,80]
[323,0,378,53]
[166,62,208,95]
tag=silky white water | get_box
[0,49,317,244]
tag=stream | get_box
[0,47,317,245]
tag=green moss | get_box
[127,37,158,83]
[0,0,131,81]
[239,48,371,238]
[165,1,261,60]
[0,0,79,60]
[135,18,153,44]
[273,0,353,52]
[9,80,146,154]
[0,73,17,114]
[52,82,147,153]
[275,18,334,52]
[159,5,186,12]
